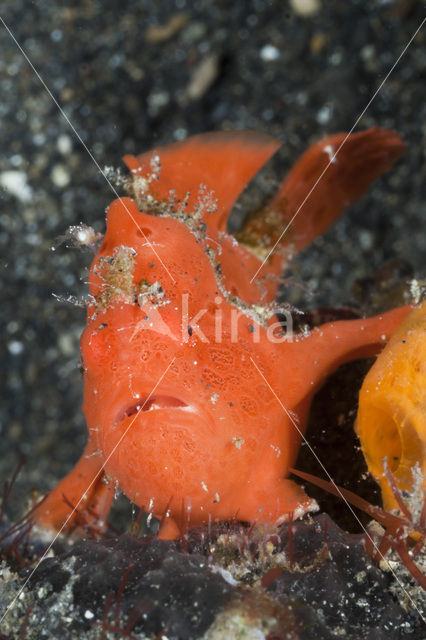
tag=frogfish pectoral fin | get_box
[284,305,413,411]
[32,440,113,535]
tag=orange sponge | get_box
[356,301,426,512]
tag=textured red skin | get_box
[33,129,410,539]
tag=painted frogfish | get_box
[34,128,412,539]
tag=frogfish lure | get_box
[34,128,411,539]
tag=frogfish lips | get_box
[115,395,193,423]
[100,394,220,511]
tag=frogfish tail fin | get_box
[236,127,405,258]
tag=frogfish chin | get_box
[33,128,412,539]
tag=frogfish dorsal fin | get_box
[123,130,281,234]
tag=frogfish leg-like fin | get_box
[235,477,316,525]
[286,305,413,408]
[123,130,281,234]
[32,440,113,535]
[156,516,182,540]
[237,127,405,262]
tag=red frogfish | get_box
[34,128,411,539]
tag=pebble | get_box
[147,90,170,116]
[58,333,76,357]
[259,44,280,61]
[145,13,188,44]
[8,340,24,356]
[359,230,374,250]
[290,0,321,18]
[57,134,72,155]
[183,54,219,102]
[310,32,328,55]
[0,170,33,203]
[51,164,71,188]
[316,104,333,124]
